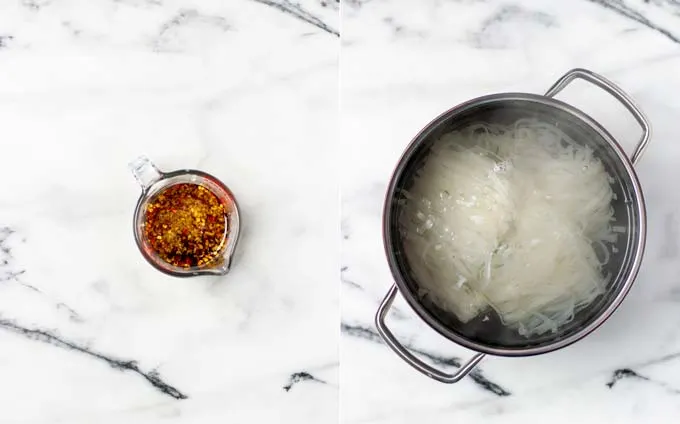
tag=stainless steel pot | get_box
[375,68,650,383]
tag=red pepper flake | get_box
[143,183,228,268]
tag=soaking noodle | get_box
[400,119,615,337]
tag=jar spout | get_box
[196,257,231,276]
[214,259,231,275]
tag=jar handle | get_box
[129,156,163,191]
[544,68,651,165]
[375,284,485,383]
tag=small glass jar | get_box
[129,156,240,277]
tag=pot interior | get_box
[386,95,644,354]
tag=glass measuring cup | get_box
[129,156,240,277]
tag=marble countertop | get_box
[4,0,680,422]
[0,1,338,423]
[341,0,680,423]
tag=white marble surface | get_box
[341,0,680,423]
[0,1,338,423]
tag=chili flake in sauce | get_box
[143,183,227,268]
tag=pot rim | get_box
[382,92,647,357]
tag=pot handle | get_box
[544,68,651,165]
[375,284,486,383]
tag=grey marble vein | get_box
[250,0,339,36]
[152,8,231,51]
[341,266,363,290]
[1,228,24,283]
[0,35,13,49]
[0,227,82,321]
[382,16,427,38]
[471,4,556,48]
[283,371,327,391]
[10,280,82,322]
[316,0,339,10]
[159,8,231,34]
[21,0,50,11]
[343,0,372,8]
[586,0,680,44]
[341,323,510,396]
[341,322,383,343]
[607,368,649,387]
[0,318,187,400]
[631,350,680,368]
[600,350,680,394]
[607,368,680,394]
[645,0,680,16]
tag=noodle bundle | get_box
[401,119,615,337]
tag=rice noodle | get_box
[400,119,615,337]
